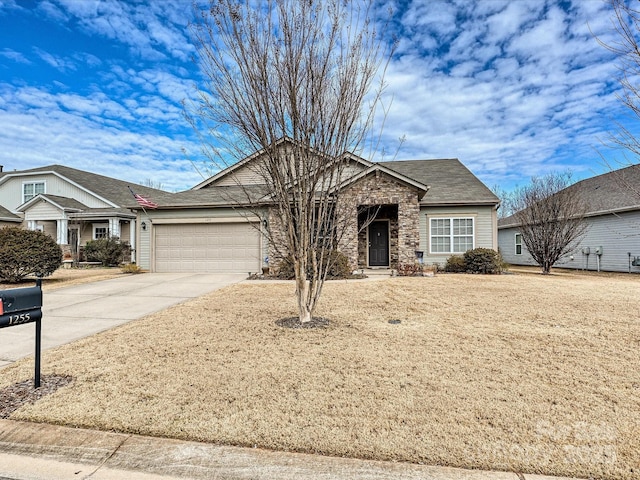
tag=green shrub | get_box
[444,255,466,273]
[84,237,131,266]
[0,227,62,282]
[275,250,353,280]
[463,248,503,274]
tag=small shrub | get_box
[275,250,353,280]
[0,227,62,282]
[463,248,503,274]
[84,237,131,266]
[121,263,142,274]
[324,250,352,279]
[444,255,466,273]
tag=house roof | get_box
[498,164,640,229]
[193,137,374,190]
[0,164,171,209]
[17,194,87,212]
[132,185,271,209]
[380,159,500,206]
[0,204,21,222]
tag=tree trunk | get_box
[296,277,313,323]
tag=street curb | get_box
[0,419,583,480]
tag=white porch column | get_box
[109,218,121,239]
[129,219,136,261]
[56,219,68,244]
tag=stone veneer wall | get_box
[338,172,420,269]
[266,172,421,271]
[267,207,288,270]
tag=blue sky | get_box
[0,0,635,192]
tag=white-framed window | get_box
[430,217,474,254]
[515,233,522,255]
[93,224,109,239]
[23,181,45,203]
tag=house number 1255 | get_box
[7,312,31,326]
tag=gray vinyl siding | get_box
[213,164,265,186]
[498,227,538,267]
[420,205,497,266]
[0,174,114,210]
[498,210,640,273]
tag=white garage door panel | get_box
[154,223,260,273]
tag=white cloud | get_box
[1,0,638,193]
[0,48,30,64]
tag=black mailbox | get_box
[0,285,43,329]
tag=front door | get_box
[369,221,389,267]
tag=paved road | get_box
[0,273,245,368]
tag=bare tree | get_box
[511,172,588,274]
[595,0,640,198]
[491,184,516,219]
[141,179,164,190]
[186,0,390,323]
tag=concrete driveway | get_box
[0,273,245,369]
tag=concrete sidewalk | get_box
[0,419,580,480]
[0,273,245,368]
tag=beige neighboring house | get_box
[0,204,22,228]
[133,141,500,273]
[0,165,168,261]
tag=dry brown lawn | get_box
[0,267,123,291]
[1,271,638,479]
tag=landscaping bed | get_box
[1,273,638,479]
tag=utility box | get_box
[582,247,590,255]
[0,285,43,329]
[595,246,603,256]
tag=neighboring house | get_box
[498,164,640,273]
[0,165,168,260]
[0,204,22,228]
[133,141,500,273]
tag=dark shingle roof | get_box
[148,185,271,208]
[0,204,21,221]
[380,159,499,205]
[499,164,640,228]
[1,165,171,209]
[36,194,87,210]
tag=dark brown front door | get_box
[369,221,389,267]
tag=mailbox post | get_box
[0,278,43,387]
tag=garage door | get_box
[154,222,261,273]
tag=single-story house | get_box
[498,164,640,273]
[133,141,500,273]
[0,164,168,260]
